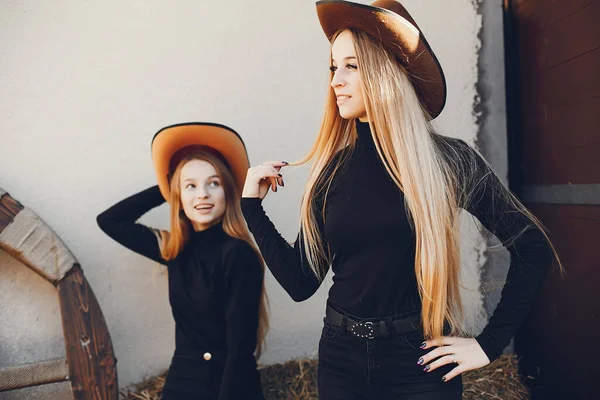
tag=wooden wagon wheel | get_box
[0,188,118,399]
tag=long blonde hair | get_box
[296,29,560,340]
[157,147,269,357]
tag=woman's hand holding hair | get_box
[242,161,288,199]
[417,336,490,382]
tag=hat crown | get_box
[370,0,413,24]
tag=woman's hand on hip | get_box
[242,161,288,199]
[418,336,490,382]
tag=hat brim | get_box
[316,0,446,119]
[151,122,249,201]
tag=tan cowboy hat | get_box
[316,0,446,119]
[151,122,249,201]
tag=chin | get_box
[338,110,353,119]
[194,217,215,226]
[192,213,224,227]
[338,108,363,120]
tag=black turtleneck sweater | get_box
[241,120,552,362]
[97,186,264,400]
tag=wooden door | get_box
[503,1,600,399]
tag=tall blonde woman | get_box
[98,123,268,400]
[241,1,557,399]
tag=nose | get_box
[330,71,345,89]
[197,186,210,199]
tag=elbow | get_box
[290,294,309,303]
[515,228,555,273]
[96,212,109,231]
[289,289,315,303]
[96,211,115,234]
[531,228,555,267]
[542,240,555,273]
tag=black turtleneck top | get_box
[97,186,264,400]
[241,120,552,362]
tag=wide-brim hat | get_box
[151,122,249,201]
[316,0,446,119]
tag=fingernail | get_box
[441,376,446,382]
[423,365,430,372]
[282,161,289,164]
[282,181,285,187]
[278,174,282,177]
[417,358,424,365]
[420,342,426,349]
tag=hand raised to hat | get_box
[242,161,288,199]
[417,336,490,382]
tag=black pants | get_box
[318,310,463,399]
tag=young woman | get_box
[97,123,267,400]
[241,1,558,399]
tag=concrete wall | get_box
[475,0,513,323]
[0,0,503,390]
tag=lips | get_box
[194,204,214,211]
[336,94,351,104]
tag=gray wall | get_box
[475,0,512,326]
[0,0,507,390]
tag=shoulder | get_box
[221,236,262,277]
[220,235,255,254]
[432,134,476,162]
[321,146,351,178]
[315,146,352,195]
[432,133,490,177]
[432,133,503,208]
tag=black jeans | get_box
[318,311,463,399]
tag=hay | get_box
[462,354,529,400]
[120,373,166,400]
[120,354,528,400]
[259,359,319,400]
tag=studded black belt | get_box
[325,304,421,339]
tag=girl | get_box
[97,123,267,400]
[241,1,558,399]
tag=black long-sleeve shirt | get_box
[97,186,263,400]
[241,120,552,362]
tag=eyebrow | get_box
[331,56,357,63]
[182,175,219,183]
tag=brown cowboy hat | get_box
[151,122,249,201]
[316,0,446,119]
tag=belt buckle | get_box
[349,321,375,339]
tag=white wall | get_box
[0,0,488,389]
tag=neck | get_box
[355,119,375,148]
[191,220,225,239]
